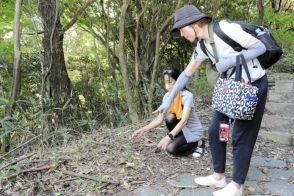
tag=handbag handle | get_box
[235,54,252,84]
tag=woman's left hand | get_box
[157,136,172,151]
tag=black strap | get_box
[199,39,218,72]
[200,39,209,57]
[229,67,236,78]
[235,56,242,81]
[235,54,252,84]
[240,54,252,84]
[214,22,246,52]
[199,39,215,65]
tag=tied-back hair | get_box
[163,67,189,91]
[197,17,212,27]
[191,17,212,28]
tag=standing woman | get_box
[157,5,268,196]
[132,68,205,157]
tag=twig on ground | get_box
[3,163,58,180]
[130,180,146,185]
[0,152,36,171]
[19,157,73,166]
[147,165,154,175]
[91,140,111,146]
[0,134,42,160]
[60,169,120,188]
[52,177,78,185]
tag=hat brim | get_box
[171,15,212,35]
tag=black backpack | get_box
[200,20,283,69]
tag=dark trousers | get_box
[165,113,198,155]
[208,74,268,184]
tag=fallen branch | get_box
[0,152,36,171]
[19,157,73,166]
[52,177,78,185]
[147,165,154,175]
[3,163,58,180]
[0,134,42,160]
[130,180,146,185]
[61,169,119,187]
[91,141,111,146]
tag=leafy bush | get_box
[264,7,294,73]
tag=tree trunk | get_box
[38,0,72,129]
[271,0,276,9]
[271,0,282,12]
[1,0,22,153]
[0,72,5,150]
[0,74,4,97]
[257,0,264,25]
[118,0,139,123]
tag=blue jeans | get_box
[209,74,268,184]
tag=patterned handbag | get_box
[212,54,259,120]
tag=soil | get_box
[0,98,293,195]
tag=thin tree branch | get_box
[61,169,120,185]
[81,26,120,70]
[0,152,36,171]
[63,0,97,32]
[23,31,44,35]
[4,163,58,180]
[0,61,12,80]
[0,134,42,160]
[52,177,78,184]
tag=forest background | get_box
[0,0,293,154]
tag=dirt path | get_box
[0,99,293,195]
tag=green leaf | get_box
[62,99,72,110]
[0,97,12,106]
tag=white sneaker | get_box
[213,182,244,196]
[192,147,204,158]
[194,175,227,188]
[193,139,205,158]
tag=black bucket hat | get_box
[171,5,212,35]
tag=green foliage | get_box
[191,77,213,102]
[86,174,107,191]
[122,151,133,162]
[0,163,21,179]
[0,0,14,65]
[87,181,97,191]
[263,7,294,73]
[264,7,294,44]
[0,97,13,107]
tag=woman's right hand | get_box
[132,129,144,140]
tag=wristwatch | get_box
[168,133,175,141]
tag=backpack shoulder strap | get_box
[199,39,215,65]
[213,21,245,52]
[199,39,208,56]
[208,22,219,63]
[199,22,218,63]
